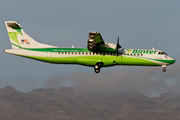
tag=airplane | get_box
[4,21,175,73]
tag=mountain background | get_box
[0,1,180,119]
[0,86,180,120]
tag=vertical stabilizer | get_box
[5,21,56,49]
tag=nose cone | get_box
[168,57,175,64]
[171,59,175,64]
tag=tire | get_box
[95,69,100,73]
[94,65,99,69]
[163,68,166,72]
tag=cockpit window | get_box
[158,52,168,55]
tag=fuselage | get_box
[4,21,175,73]
[5,47,175,67]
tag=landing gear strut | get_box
[162,65,166,72]
[94,62,103,73]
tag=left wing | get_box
[87,32,105,50]
[87,32,118,52]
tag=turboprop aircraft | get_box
[4,21,175,73]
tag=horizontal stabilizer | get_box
[7,22,21,29]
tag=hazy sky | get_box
[0,0,180,96]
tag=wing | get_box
[87,32,105,51]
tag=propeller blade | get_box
[116,36,121,56]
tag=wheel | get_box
[97,62,102,66]
[94,65,99,69]
[94,62,103,73]
[94,63,102,69]
[95,69,100,73]
[163,68,166,72]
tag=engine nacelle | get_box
[104,42,117,49]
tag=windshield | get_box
[158,52,168,55]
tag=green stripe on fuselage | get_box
[121,56,159,66]
[138,56,175,64]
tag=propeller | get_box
[116,36,121,56]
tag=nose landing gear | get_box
[162,65,166,72]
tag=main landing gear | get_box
[162,65,166,72]
[94,62,103,73]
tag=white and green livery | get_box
[4,21,175,73]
